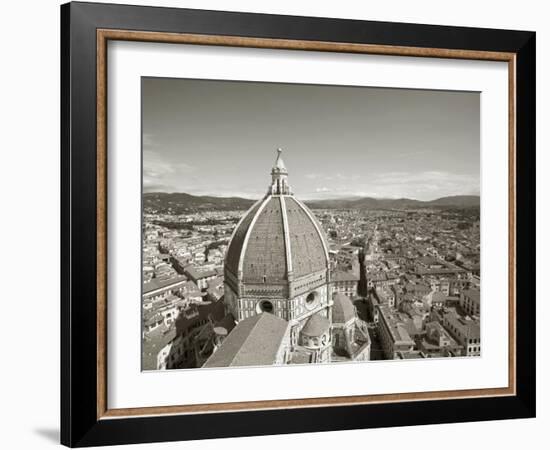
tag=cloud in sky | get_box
[299,171,479,200]
[143,146,197,192]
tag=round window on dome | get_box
[259,300,274,313]
[305,291,319,309]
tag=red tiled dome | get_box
[225,195,329,283]
[301,312,330,337]
[332,293,356,323]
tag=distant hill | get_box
[143,192,479,213]
[143,192,255,213]
[424,195,480,207]
[306,195,479,210]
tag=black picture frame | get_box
[61,1,536,447]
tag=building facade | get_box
[441,313,481,357]
[460,289,480,316]
[331,270,359,298]
[376,304,415,359]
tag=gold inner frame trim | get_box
[96,28,517,420]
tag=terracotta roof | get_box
[224,199,264,276]
[184,266,218,280]
[285,197,329,278]
[203,313,289,368]
[142,324,177,370]
[241,197,287,282]
[444,314,480,339]
[143,275,187,294]
[224,196,329,283]
[332,293,356,323]
[332,271,359,282]
[301,313,330,337]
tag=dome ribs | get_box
[241,197,287,283]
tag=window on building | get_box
[260,300,274,313]
[306,292,317,305]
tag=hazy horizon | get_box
[143,190,480,203]
[142,77,480,201]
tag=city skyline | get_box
[142,77,480,201]
[142,118,481,370]
[142,153,481,370]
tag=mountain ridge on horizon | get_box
[143,191,480,213]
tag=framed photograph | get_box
[60,1,536,447]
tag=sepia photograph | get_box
[141,77,481,371]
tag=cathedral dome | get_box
[301,313,330,337]
[332,293,356,324]
[225,149,330,284]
